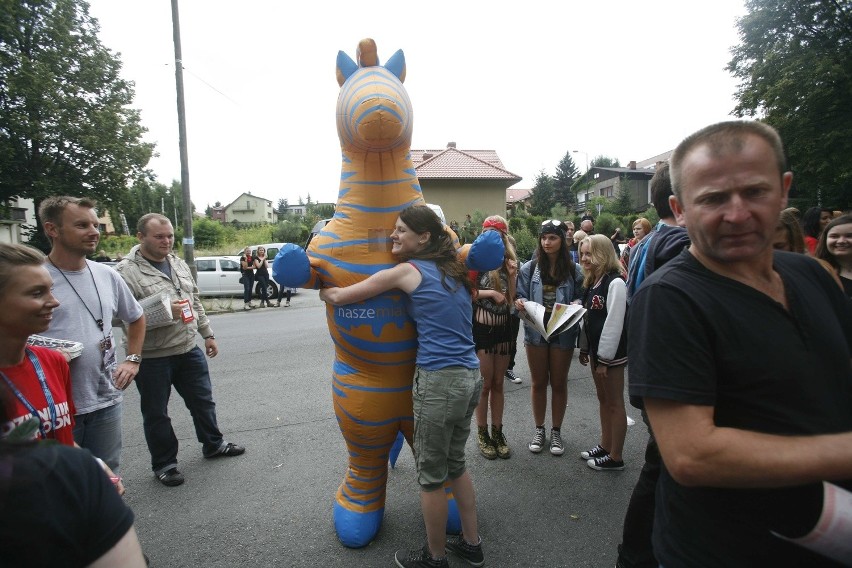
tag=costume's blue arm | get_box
[272,244,320,289]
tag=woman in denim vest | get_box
[515,220,584,456]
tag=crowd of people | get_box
[2,120,851,567]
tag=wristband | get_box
[204,335,215,340]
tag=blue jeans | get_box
[242,274,254,304]
[73,402,123,473]
[134,346,225,474]
[255,272,269,302]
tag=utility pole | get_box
[170,0,196,279]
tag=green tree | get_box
[193,217,226,249]
[0,0,153,215]
[728,0,852,209]
[610,176,635,216]
[590,155,621,168]
[529,170,556,216]
[310,203,335,220]
[276,198,288,215]
[272,220,305,243]
[553,152,580,209]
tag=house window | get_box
[601,187,614,198]
[246,200,251,209]
[593,173,600,180]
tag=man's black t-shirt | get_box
[629,249,852,567]
[0,443,135,567]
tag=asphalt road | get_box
[118,290,648,567]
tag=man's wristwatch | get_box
[203,335,215,340]
[125,354,142,364]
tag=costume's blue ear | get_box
[336,50,358,86]
[384,49,406,83]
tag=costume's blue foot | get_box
[446,493,462,534]
[334,502,383,548]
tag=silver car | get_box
[195,256,244,297]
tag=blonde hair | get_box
[580,234,624,287]
[0,243,45,295]
[573,229,587,244]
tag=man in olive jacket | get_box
[116,213,244,487]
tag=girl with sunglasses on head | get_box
[514,220,584,456]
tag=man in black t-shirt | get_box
[629,121,852,567]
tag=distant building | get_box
[0,197,32,244]
[219,192,278,224]
[573,154,671,213]
[411,142,521,223]
[506,188,533,212]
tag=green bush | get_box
[512,226,538,263]
[273,220,307,244]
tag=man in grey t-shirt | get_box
[39,196,145,472]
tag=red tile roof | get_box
[412,148,521,181]
[506,188,532,202]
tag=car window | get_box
[197,259,216,272]
[220,259,240,272]
[267,247,279,259]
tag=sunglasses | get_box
[541,219,564,227]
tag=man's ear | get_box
[669,195,687,228]
[136,232,144,241]
[44,221,59,239]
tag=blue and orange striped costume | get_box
[273,39,502,548]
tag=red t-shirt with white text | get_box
[1,345,76,445]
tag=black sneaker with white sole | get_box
[579,444,608,460]
[587,454,625,471]
[528,426,546,453]
[505,369,522,383]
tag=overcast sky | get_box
[85,0,747,210]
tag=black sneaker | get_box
[549,428,565,456]
[587,454,625,471]
[579,444,608,461]
[505,369,522,383]
[446,534,484,567]
[156,467,185,487]
[205,442,246,458]
[394,545,448,568]
[528,426,546,453]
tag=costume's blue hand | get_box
[272,244,314,288]
[466,229,505,272]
